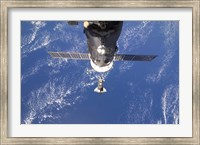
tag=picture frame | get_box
[0,0,199,144]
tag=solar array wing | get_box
[48,52,157,62]
[114,54,157,61]
[48,52,90,60]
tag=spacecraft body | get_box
[84,21,123,72]
[94,78,107,94]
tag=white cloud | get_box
[161,84,179,124]
[24,77,78,124]
[120,21,153,52]
[146,22,178,83]
[21,59,46,81]
[126,88,153,124]
[21,21,46,48]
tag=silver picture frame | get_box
[1,0,199,144]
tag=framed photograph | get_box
[1,0,199,144]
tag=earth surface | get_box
[21,21,179,124]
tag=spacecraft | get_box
[48,21,157,93]
[94,77,107,94]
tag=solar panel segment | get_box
[48,52,90,60]
[114,54,157,61]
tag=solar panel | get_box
[48,52,90,60]
[48,52,157,62]
[114,54,157,61]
